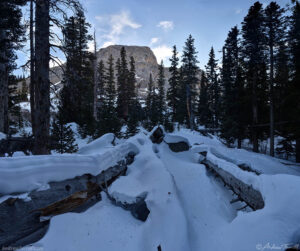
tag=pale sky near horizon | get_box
[15,0,290,75]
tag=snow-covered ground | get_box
[1,129,300,251]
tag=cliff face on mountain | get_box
[20,45,170,95]
[97,45,166,89]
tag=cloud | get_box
[102,41,115,48]
[96,10,142,48]
[150,37,159,45]
[152,45,173,63]
[157,21,174,31]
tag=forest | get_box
[0,0,299,162]
[1,1,300,250]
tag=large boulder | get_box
[164,135,190,152]
[150,126,164,144]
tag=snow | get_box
[78,133,115,155]
[2,128,300,251]
[0,135,139,195]
[19,101,31,111]
[0,132,6,140]
[164,134,190,144]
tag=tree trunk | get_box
[186,83,194,130]
[30,0,36,136]
[33,0,50,155]
[238,138,242,149]
[269,37,275,157]
[296,138,300,163]
[93,30,97,121]
[252,73,259,153]
[0,30,8,134]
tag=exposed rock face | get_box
[19,45,170,96]
[20,45,202,99]
[97,45,166,90]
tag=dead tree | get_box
[32,0,81,154]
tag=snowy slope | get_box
[1,130,300,251]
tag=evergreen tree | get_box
[241,1,268,152]
[20,80,28,102]
[167,45,180,122]
[265,2,285,156]
[220,27,246,146]
[276,138,294,160]
[274,43,290,136]
[206,47,220,129]
[0,0,26,134]
[197,71,212,127]
[125,56,139,137]
[157,60,166,125]
[51,115,78,154]
[287,1,300,162]
[145,73,158,130]
[8,75,23,133]
[176,67,187,125]
[181,35,199,129]
[96,60,105,110]
[59,10,93,134]
[95,55,121,137]
[117,47,129,121]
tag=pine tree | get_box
[287,1,300,162]
[220,27,246,146]
[206,47,220,129]
[181,35,199,129]
[95,55,121,137]
[265,2,285,156]
[241,2,268,152]
[8,75,23,133]
[167,45,180,122]
[276,138,294,160]
[20,80,28,102]
[51,115,78,154]
[197,71,212,127]
[157,60,166,125]
[117,47,129,121]
[0,0,26,134]
[59,10,94,136]
[274,43,289,136]
[145,73,158,130]
[125,56,139,138]
[95,60,105,117]
[176,67,187,125]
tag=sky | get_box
[16,0,290,75]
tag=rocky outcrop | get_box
[19,45,201,98]
[97,45,166,90]
[19,45,166,93]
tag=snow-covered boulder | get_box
[149,126,164,144]
[78,133,115,155]
[164,134,190,152]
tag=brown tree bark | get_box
[0,30,9,134]
[296,139,300,163]
[252,73,259,153]
[30,0,36,137]
[93,30,98,121]
[33,0,50,155]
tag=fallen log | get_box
[209,148,261,175]
[0,152,135,249]
[200,156,264,211]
